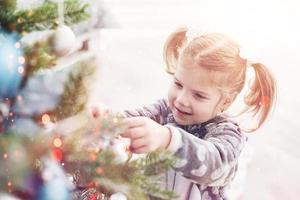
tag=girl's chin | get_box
[173,115,190,125]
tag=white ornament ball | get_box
[0,193,19,200]
[110,139,130,163]
[109,192,127,200]
[51,25,76,56]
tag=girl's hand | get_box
[121,117,171,154]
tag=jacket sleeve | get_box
[123,99,169,124]
[165,122,247,186]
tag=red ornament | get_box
[89,194,97,200]
[52,148,63,162]
[7,181,12,193]
[90,152,97,161]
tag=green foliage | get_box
[1,115,178,199]
[127,151,179,200]
[67,149,178,200]
[23,39,57,76]
[51,59,96,122]
[0,132,51,191]
[0,0,17,11]
[0,0,90,33]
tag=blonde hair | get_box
[163,27,277,132]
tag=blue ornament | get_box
[0,30,25,100]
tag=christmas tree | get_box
[0,0,177,199]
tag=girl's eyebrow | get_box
[174,77,209,96]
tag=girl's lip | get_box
[174,106,192,115]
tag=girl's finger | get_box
[128,127,145,139]
[130,146,149,154]
[120,127,144,139]
[130,137,146,149]
[123,117,145,128]
[120,129,131,138]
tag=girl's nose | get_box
[176,91,190,107]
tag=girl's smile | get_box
[174,106,192,116]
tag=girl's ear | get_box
[220,92,238,112]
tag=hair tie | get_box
[239,46,262,67]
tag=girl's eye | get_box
[174,81,182,88]
[194,93,205,100]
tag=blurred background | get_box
[89,0,300,199]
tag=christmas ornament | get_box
[109,192,127,200]
[50,0,76,56]
[50,25,76,56]
[0,193,19,200]
[110,138,131,163]
[0,30,25,100]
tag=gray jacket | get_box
[125,99,247,200]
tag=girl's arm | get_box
[165,121,247,186]
[124,99,169,124]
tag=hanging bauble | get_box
[50,25,76,57]
[0,30,25,100]
[110,138,131,163]
[109,192,127,200]
[0,193,19,200]
[35,159,71,200]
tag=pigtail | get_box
[243,62,277,132]
[163,27,188,74]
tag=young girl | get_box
[120,27,276,199]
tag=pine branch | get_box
[23,40,57,76]
[57,112,177,200]
[144,150,178,176]
[1,113,178,199]
[0,0,17,11]
[60,125,178,200]
[0,0,90,33]
[51,59,96,122]
[67,149,178,200]
[129,150,179,199]
[0,132,52,191]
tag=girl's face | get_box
[168,56,224,125]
